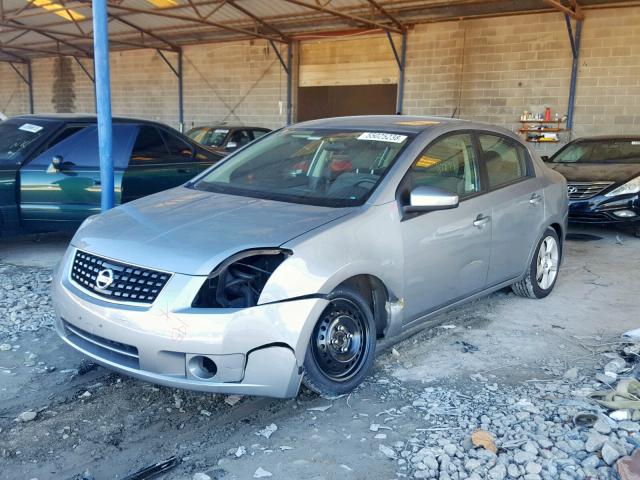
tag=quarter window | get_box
[479,134,528,188]
[131,126,168,163]
[407,133,480,198]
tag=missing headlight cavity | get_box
[193,249,291,308]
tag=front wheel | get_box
[512,227,561,299]
[302,287,376,397]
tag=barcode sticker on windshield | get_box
[214,129,229,134]
[357,132,407,143]
[19,123,43,133]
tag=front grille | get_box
[63,320,139,369]
[71,250,171,304]
[567,181,614,200]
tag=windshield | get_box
[192,128,413,207]
[187,127,229,147]
[0,119,53,165]
[552,139,640,164]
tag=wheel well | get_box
[550,222,563,243]
[335,275,389,339]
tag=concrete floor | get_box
[0,224,638,479]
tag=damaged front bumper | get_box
[52,247,328,398]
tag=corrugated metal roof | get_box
[0,0,636,62]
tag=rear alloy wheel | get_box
[302,288,376,397]
[512,227,561,299]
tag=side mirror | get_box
[541,155,550,162]
[226,141,238,150]
[51,155,64,171]
[404,186,459,214]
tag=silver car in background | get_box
[52,116,568,398]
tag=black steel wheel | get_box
[303,287,376,397]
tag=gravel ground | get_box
[0,227,639,480]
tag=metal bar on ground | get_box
[92,0,114,212]
[565,14,582,131]
[286,42,293,125]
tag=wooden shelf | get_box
[519,119,564,123]
[519,128,563,133]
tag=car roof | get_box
[291,115,470,134]
[10,113,172,128]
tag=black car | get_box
[546,136,640,236]
[0,114,223,234]
[186,125,271,155]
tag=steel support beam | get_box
[269,40,293,125]
[9,60,34,113]
[387,31,407,114]
[156,49,184,131]
[92,0,114,212]
[565,14,582,131]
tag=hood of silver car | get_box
[72,187,354,275]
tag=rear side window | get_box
[479,134,529,189]
[160,130,193,160]
[131,126,168,163]
[407,133,480,199]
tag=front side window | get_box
[479,134,528,189]
[252,130,269,140]
[552,139,640,164]
[407,133,480,198]
[192,128,413,207]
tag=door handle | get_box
[473,214,491,228]
[529,193,542,205]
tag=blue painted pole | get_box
[565,15,582,131]
[92,0,114,212]
[178,49,184,132]
[27,61,34,114]
[396,31,407,115]
[286,42,293,125]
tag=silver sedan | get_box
[52,116,568,398]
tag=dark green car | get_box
[0,114,223,234]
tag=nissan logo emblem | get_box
[95,268,114,290]
[567,186,578,194]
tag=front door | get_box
[19,124,136,230]
[121,126,200,203]
[476,133,546,285]
[400,132,492,325]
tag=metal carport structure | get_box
[0,0,637,210]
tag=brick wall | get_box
[403,7,640,151]
[0,63,30,117]
[2,6,639,150]
[22,39,288,131]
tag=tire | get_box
[302,287,377,397]
[512,227,561,299]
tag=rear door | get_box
[19,124,136,229]
[476,133,545,285]
[121,125,200,203]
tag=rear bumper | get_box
[52,246,328,398]
[568,193,640,227]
